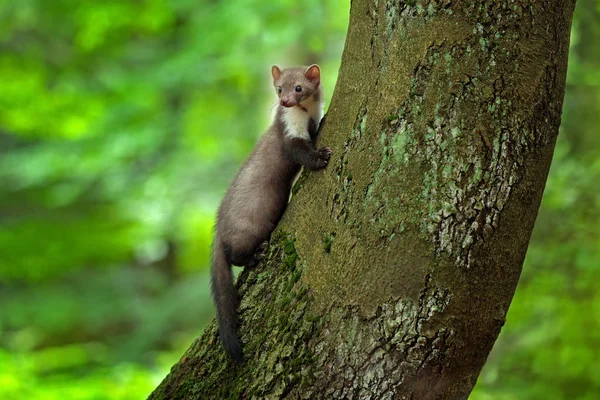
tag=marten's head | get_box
[271,65,320,108]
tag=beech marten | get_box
[211,64,331,361]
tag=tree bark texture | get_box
[151,0,575,399]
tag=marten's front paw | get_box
[319,147,333,160]
[316,147,333,169]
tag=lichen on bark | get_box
[150,231,324,399]
[150,0,576,399]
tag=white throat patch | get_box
[282,98,323,140]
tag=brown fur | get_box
[211,65,332,361]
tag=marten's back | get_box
[216,127,300,251]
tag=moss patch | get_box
[322,233,335,253]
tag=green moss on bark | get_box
[151,0,575,398]
[150,231,323,399]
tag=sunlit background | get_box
[0,1,598,399]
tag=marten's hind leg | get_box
[227,240,268,268]
[245,241,268,268]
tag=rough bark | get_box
[150,1,575,399]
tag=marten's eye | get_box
[295,85,302,93]
[277,86,282,94]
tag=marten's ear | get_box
[271,65,282,81]
[304,64,320,84]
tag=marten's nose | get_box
[280,97,290,107]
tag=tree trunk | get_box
[150,1,575,399]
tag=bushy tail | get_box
[211,240,243,362]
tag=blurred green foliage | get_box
[0,0,597,399]
[0,0,348,398]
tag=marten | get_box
[211,64,332,361]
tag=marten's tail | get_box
[211,240,242,362]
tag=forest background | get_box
[0,1,598,399]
